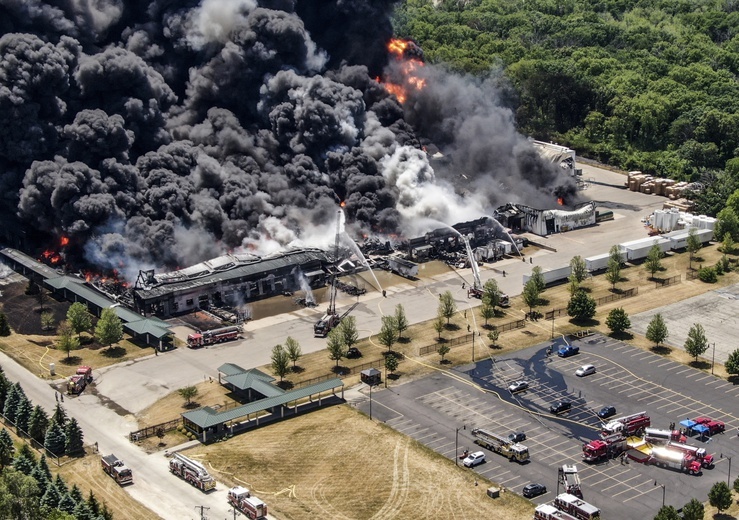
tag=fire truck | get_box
[471,428,530,462]
[644,427,686,445]
[227,486,268,519]
[534,504,579,520]
[694,416,726,435]
[666,441,714,468]
[553,493,601,520]
[67,366,93,395]
[600,411,650,437]
[168,453,216,491]
[628,446,702,475]
[582,433,628,463]
[186,325,241,348]
[558,464,583,498]
[101,453,133,485]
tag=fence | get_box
[1,413,64,466]
[655,274,681,288]
[129,417,182,442]
[595,287,638,305]
[545,308,567,320]
[686,269,699,280]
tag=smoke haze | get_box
[0,0,575,278]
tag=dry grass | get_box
[187,405,533,520]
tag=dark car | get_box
[522,483,547,498]
[598,406,617,419]
[557,345,580,358]
[550,401,572,415]
[346,347,362,359]
[508,431,526,443]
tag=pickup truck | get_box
[558,345,580,358]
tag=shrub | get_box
[698,266,717,283]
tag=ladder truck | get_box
[665,441,714,469]
[462,236,509,306]
[228,486,268,519]
[101,454,133,485]
[314,210,342,337]
[582,433,628,463]
[168,453,216,491]
[471,428,530,462]
[534,504,579,520]
[553,493,601,520]
[186,325,241,348]
[600,411,650,437]
[558,464,583,498]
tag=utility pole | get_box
[712,342,716,375]
[194,505,210,520]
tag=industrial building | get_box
[494,202,597,236]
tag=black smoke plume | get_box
[0,0,575,279]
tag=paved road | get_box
[357,333,739,518]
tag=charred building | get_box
[133,249,330,318]
[494,202,596,236]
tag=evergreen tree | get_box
[567,290,596,320]
[438,291,456,324]
[58,492,77,514]
[384,354,399,377]
[721,233,735,254]
[40,482,61,510]
[734,475,739,494]
[684,323,708,362]
[28,405,50,445]
[645,244,663,279]
[64,418,85,457]
[74,500,95,520]
[646,314,669,347]
[0,370,9,413]
[35,455,53,483]
[394,304,409,339]
[0,428,15,469]
[101,502,114,520]
[14,396,32,435]
[30,463,50,497]
[13,444,36,475]
[530,266,546,292]
[87,491,101,517]
[51,403,67,427]
[66,302,93,340]
[2,383,20,422]
[94,308,123,349]
[606,308,631,334]
[0,312,11,336]
[69,483,84,504]
[708,481,732,512]
[54,474,68,497]
[680,498,704,520]
[570,256,587,283]
[44,422,67,457]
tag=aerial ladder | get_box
[314,210,342,337]
[463,236,509,306]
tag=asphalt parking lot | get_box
[358,333,739,518]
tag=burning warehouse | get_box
[133,249,329,318]
[494,201,597,236]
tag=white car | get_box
[576,364,596,377]
[462,451,486,467]
[508,380,529,393]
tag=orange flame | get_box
[557,197,564,206]
[378,38,426,104]
[60,236,69,246]
[388,38,409,56]
[41,250,62,265]
[340,201,346,208]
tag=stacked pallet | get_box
[625,171,689,199]
[662,198,695,212]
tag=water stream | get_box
[338,209,384,294]
[485,215,523,257]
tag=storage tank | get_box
[653,211,664,231]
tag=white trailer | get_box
[620,237,671,262]
[663,227,713,250]
[523,265,571,287]
[386,256,419,278]
[585,253,610,272]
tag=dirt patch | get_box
[186,405,532,520]
[0,280,70,336]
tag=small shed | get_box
[360,368,381,386]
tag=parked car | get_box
[576,364,596,377]
[598,406,617,419]
[522,482,547,498]
[508,431,526,443]
[550,401,572,415]
[558,345,580,357]
[346,347,362,359]
[462,451,486,468]
[508,380,529,393]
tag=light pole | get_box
[712,342,716,375]
[369,382,373,420]
[721,453,732,486]
[228,508,241,520]
[654,480,665,507]
[550,310,555,339]
[455,425,466,466]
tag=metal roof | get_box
[124,319,172,338]
[182,378,343,428]
[135,248,328,300]
[0,248,60,279]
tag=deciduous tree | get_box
[726,348,739,376]
[530,266,546,292]
[680,498,704,520]
[567,290,596,321]
[438,291,456,324]
[606,308,631,334]
[284,337,302,369]
[687,227,702,269]
[66,303,92,340]
[653,505,680,520]
[326,328,346,367]
[56,321,79,360]
[40,312,55,332]
[94,309,122,350]
[338,316,358,350]
[394,304,409,339]
[270,344,290,381]
[438,344,450,363]
[605,257,621,291]
[645,244,663,279]
[684,323,708,362]
[377,315,398,352]
[708,481,732,512]
[385,354,398,376]
[570,256,587,283]
[522,279,540,316]
[482,279,501,310]
[433,314,444,340]
[177,386,198,406]
[646,313,669,347]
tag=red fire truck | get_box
[600,411,650,437]
[534,504,579,520]
[67,366,93,395]
[644,427,686,445]
[582,433,628,463]
[558,464,583,498]
[693,416,726,435]
[629,445,702,475]
[186,325,241,348]
[666,441,714,468]
[554,493,601,520]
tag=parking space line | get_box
[604,474,644,493]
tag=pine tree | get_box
[87,491,101,517]
[69,483,84,504]
[708,481,732,512]
[0,428,15,469]
[29,405,50,444]
[44,421,67,457]
[726,348,739,376]
[54,473,68,496]
[74,500,95,520]
[36,454,53,482]
[681,498,704,520]
[51,403,68,427]
[0,370,9,413]
[58,492,77,514]
[40,482,61,510]
[0,312,11,336]
[13,443,36,475]
[2,383,20,422]
[101,502,114,520]
[64,418,85,457]
[31,462,51,496]
[567,290,596,320]
[14,396,32,435]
